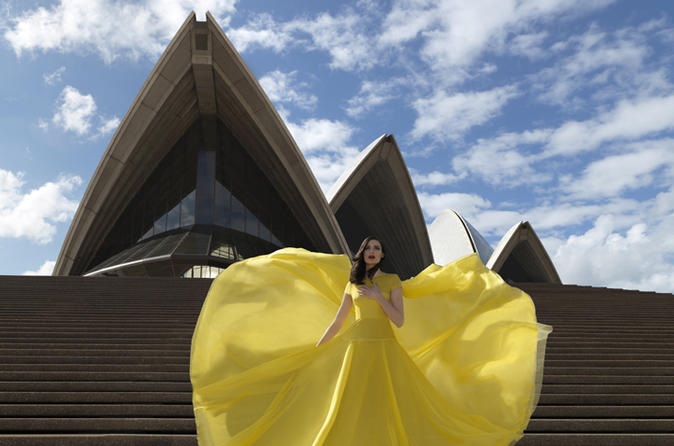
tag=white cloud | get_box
[509,31,548,59]
[380,0,615,70]
[410,85,519,141]
[43,66,65,85]
[304,147,362,194]
[345,77,407,117]
[290,11,376,71]
[4,0,237,63]
[453,129,552,186]
[417,190,522,236]
[286,118,355,153]
[226,13,293,53]
[286,118,359,192]
[37,119,49,131]
[52,85,96,135]
[453,92,674,188]
[549,214,674,293]
[0,169,82,244]
[23,260,56,276]
[97,116,120,136]
[523,198,640,232]
[228,8,378,72]
[534,24,651,106]
[561,139,674,199]
[417,191,491,220]
[259,70,317,110]
[410,169,464,187]
[547,94,674,155]
[51,86,120,137]
[469,209,524,236]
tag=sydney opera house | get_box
[2,12,672,446]
[52,12,559,285]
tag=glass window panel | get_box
[166,203,180,231]
[214,181,230,228]
[245,208,259,237]
[231,195,245,232]
[181,190,196,227]
[259,221,271,242]
[140,226,153,242]
[210,243,235,260]
[196,151,215,225]
[153,214,167,235]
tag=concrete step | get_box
[0,404,193,417]
[0,392,192,404]
[0,348,190,357]
[517,433,674,445]
[0,418,195,433]
[543,367,674,375]
[0,382,192,392]
[532,406,674,417]
[526,418,674,433]
[540,384,674,394]
[545,353,674,360]
[0,344,190,351]
[543,359,674,367]
[544,375,674,384]
[0,356,189,365]
[0,364,188,372]
[0,435,197,446]
[0,371,188,381]
[539,394,674,404]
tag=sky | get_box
[1,0,673,293]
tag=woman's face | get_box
[363,239,384,268]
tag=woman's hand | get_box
[359,283,405,328]
[357,283,383,301]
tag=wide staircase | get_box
[517,282,674,445]
[0,276,210,445]
[0,276,672,444]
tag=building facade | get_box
[55,12,560,284]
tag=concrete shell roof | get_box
[428,209,494,266]
[327,134,433,278]
[54,12,349,275]
[487,221,561,284]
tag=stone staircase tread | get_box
[0,404,193,417]
[517,433,674,446]
[0,434,197,446]
[526,418,674,432]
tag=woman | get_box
[190,237,551,445]
[316,237,403,347]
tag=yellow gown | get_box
[190,248,552,445]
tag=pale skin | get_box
[316,239,404,347]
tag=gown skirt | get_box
[190,248,552,445]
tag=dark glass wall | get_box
[87,117,314,276]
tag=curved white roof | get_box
[328,134,433,279]
[487,221,561,284]
[54,12,349,275]
[428,209,493,265]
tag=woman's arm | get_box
[358,284,404,327]
[316,293,353,346]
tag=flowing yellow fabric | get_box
[190,247,552,445]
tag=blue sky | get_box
[1,0,673,292]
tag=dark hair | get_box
[349,236,386,284]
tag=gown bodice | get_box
[344,273,402,340]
